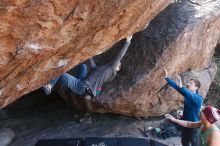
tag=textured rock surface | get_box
[0,0,171,107]
[59,0,220,117]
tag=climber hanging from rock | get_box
[41,35,133,98]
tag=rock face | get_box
[0,0,171,107]
[59,0,220,117]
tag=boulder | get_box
[59,0,220,117]
[0,0,171,107]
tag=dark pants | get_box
[181,127,200,146]
[49,64,88,95]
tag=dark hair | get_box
[192,79,201,91]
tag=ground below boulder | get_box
[1,73,220,146]
[0,90,182,146]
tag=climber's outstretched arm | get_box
[89,58,97,70]
[111,35,132,70]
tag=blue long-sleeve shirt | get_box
[165,77,203,122]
